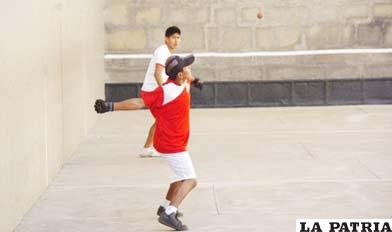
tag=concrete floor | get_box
[14,105,392,231]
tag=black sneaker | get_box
[158,212,188,231]
[156,206,183,217]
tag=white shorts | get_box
[160,151,197,183]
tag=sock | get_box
[162,199,171,209]
[143,147,153,153]
[165,205,177,215]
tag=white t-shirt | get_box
[141,44,171,92]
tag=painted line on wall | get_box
[104,48,392,59]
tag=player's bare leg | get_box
[139,122,160,158]
[158,180,197,216]
[166,181,181,202]
[168,179,197,208]
[144,122,155,148]
[156,181,184,217]
[158,179,197,231]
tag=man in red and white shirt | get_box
[142,54,197,231]
[94,26,181,158]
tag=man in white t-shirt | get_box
[94,26,181,158]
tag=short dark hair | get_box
[165,26,181,37]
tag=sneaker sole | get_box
[139,152,160,158]
[139,154,160,158]
[158,217,187,231]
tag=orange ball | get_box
[257,12,263,19]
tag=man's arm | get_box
[94,98,145,113]
[154,64,165,86]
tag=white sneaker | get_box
[139,147,160,158]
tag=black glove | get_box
[94,99,113,114]
[192,78,203,90]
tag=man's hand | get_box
[192,78,203,90]
[94,99,113,114]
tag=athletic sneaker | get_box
[156,206,183,217]
[158,212,188,231]
[139,147,160,158]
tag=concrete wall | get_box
[106,53,392,83]
[0,1,105,231]
[104,0,392,53]
[104,0,392,83]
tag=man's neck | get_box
[175,79,182,85]
[165,43,175,53]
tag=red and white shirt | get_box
[141,79,191,154]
